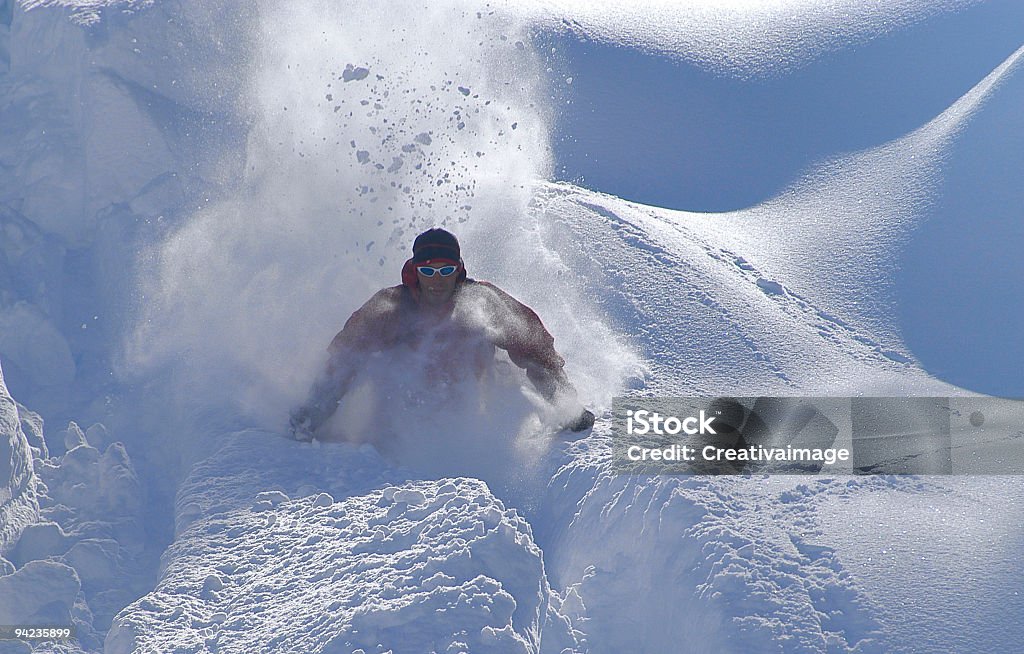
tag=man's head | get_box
[411,228,463,307]
[412,228,461,265]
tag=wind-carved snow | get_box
[533,41,1024,397]
[0,362,39,554]
[1,364,151,650]
[107,431,579,654]
[535,184,931,396]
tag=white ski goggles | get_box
[416,264,459,277]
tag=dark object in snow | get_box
[563,408,596,433]
[342,64,370,82]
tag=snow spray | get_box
[123,0,637,481]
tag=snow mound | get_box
[534,182,945,397]
[532,30,1023,397]
[0,559,80,626]
[109,431,578,653]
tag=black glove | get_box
[289,406,314,442]
[564,408,596,432]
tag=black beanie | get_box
[412,228,461,263]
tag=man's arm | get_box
[479,282,595,431]
[289,287,403,440]
[289,347,362,440]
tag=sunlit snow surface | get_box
[1,0,1024,653]
[515,0,984,77]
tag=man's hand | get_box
[289,406,315,442]
[564,408,596,432]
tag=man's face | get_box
[416,261,460,307]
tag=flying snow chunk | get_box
[458,86,471,96]
[414,132,432,145]
[342,65,370,82]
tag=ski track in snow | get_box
[574,199,797,387]
[538,429,901,653]
[532,184,938,398]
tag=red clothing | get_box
[323,258,570,401]
[292,244,592,439]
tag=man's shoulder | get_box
[462,279,503,297]
[462,279,521,305]
[329,285,410,354]
[458,280,541,323]
[362,285,411,312]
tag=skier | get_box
[289,228,596,441]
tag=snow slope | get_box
[533,36,1024,397]
[541,433,1024,653]
[1,0,1023,653]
